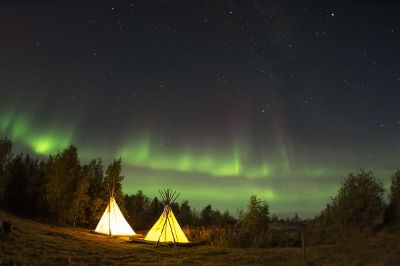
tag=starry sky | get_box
[1,1,400,217]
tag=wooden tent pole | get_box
[108,197,111,237]
[156,207,169,247]
[167,214,177,246]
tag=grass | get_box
[1,212,400,265]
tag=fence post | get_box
[301,232,306,265]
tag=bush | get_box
[336,169,385,234]
[237,195,270,247]
[310,169,385,240]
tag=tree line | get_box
[1,137,400,247]
[0,138,236,229]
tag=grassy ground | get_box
[1,212,400,265]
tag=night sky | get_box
[1,1,400,217]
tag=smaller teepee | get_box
[144,189,189,246]
[95,196,135,236]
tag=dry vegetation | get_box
[1,212,400,265]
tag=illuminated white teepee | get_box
[144,189,189,245]
[95,196,136,236]
[94,197,135,236]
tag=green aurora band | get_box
[1,111,73,155]
[1,109,397,217]
[118,137,273,178]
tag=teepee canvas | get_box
[144,189,189,245]
[95,196,136,236]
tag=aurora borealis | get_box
[1,1,400,217]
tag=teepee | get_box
[144,189,189,246]
[95,196,136,236]
[94,170,135,237]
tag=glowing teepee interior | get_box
[144,189,189,245]
[95,196,135,236]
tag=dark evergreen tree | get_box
[147,197,163,224]
[45,145,81,224]
[125,190,150,230]
[388,170,400,228]
[103,159,127,215]
[178,200,193,226]
[221,210,236,225]
[4,154,27,214]
[200,204,214,226]
[290,213,301,224]
[86,159,107,227]
[0,138,13,207]
[3,154,46,218]
[72,164,90,226]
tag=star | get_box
[1,0,399,219]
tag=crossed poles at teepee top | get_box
[156,188,180,247]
